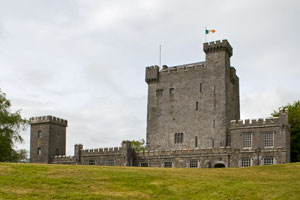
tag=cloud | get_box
[0,0,300,156]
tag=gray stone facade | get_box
[30,116,68,163]
[30,39,290,168]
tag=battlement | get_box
[81,146,122,156]
[51,155,76,164]
[137,147,232,157]
[159,62,205,75]
[203,40,233,57]
[30,115,68,126]
[229,117,280,128]
[145,65,159,84]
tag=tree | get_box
[130,139,146,153]
[0,89,28,162]
[272,101,300,162]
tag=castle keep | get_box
[30,40,290,168]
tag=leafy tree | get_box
[272,101,300,162]
[0,89,28,162]
[130,139,146,153]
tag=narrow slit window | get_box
[200,83,202,92]
[196,102,199,111]
[195,136,198,147]
[169,88,175,95]
[37,130,41,138]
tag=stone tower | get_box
[145,40,240,150]
[30,116,68,163]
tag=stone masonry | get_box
[30,39,290,168]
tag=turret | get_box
[145,65,159,84]
[203,39,233,57]
[74,144,83,163]
[30,115,68,163]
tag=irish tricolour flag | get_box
[205,29,216,34]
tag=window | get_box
[189,160,198,168]
[156,89,163,97]
[226,134,231,146]
[242,133,252,148]
[107,159,115,166]
[264,132,274,147]
[88,160,95,165]
[169,88,175,95]
[141,162,149,167]
[196,102,199,111]
[37,148,41,155]
[164,162,172,168]
[55,148,59,155]
[200,83,202,92]
[264,157,274,165]
[241,158,251,167]
[37,130,41,138]
[213,85,216,110]
[195,136,198,147]
[174,133,184,144]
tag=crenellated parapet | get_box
[137,147,232,157]
[229,117,279,128]
[145,65,159,84]
[229,112,289,129]
[30,115,68,127]
[203,40,233,57]
[81,146,122,156]
[51,155,76,164]
[160,62,205,75]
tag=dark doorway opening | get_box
[214,163,225,168]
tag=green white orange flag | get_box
[205,29,216,34]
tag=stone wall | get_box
[229,112,290,164]
[30,116,68,164]
[145,40,239,151]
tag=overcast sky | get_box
[1,0,299,155]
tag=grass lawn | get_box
[0,162,300,199]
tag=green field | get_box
[0,163,300,200]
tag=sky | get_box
[0,0,299,156]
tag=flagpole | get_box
[159,44,161,68]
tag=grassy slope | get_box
[0,163,300,200]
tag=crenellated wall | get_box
[81,146,122,155]
[30,39,290,168]
[30,115,68,164]
[51,155,76,164]
[30,115,68,126]
[230,117,280,128]
[229,112,290,163]
[203,40,233,57]
[145,39,240,151]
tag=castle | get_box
[30,40,290,168]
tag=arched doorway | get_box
[214,163,225,168]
